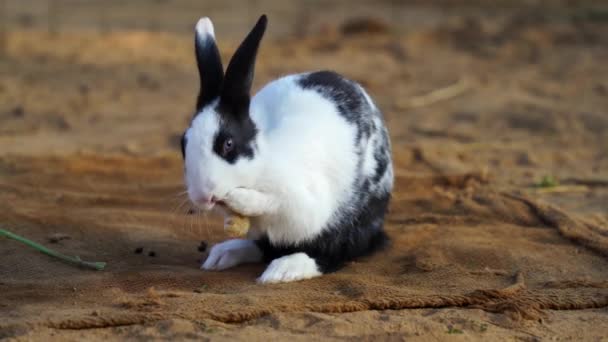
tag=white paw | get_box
[257,253,322,284]
[201,239,262,271]
[224,188,259,216]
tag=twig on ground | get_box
[397,78,474,109]
[534,185,589,193]
[0,228,106,270]
[562,178,608,188]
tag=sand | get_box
[1,1,608,340]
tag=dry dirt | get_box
[1,1,608,340]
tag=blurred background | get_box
[0,0,607,217]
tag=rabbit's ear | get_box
[195,17,224,111]
[220,15,267,118]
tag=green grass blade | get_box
[0,228,106,271]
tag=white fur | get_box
[189,74,392,282]
[185,103,221,206]
[257,252,322,284]
[247,75,359,244]
[187,74,359,244]
[202,239,262,270]
[379,159,394,193]
[358,83,377,111]
[224,187,279,217]
[195,17,215,40]
[361,133,377,177]
[189,18,393,283]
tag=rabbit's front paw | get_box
[224,188,278,216]
[201,239,262,270]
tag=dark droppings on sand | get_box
[197,241,208,253]
[47,233,71,243]
[134,247,143,254]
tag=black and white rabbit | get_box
[181,15,394,283]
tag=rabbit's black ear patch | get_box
[219,15,267,119]
[195,18,224,111]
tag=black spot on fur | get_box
[361,178,371,194]
[373,152,388,183]
[256,192,391,273]
[373,132,389,183]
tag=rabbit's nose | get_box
[198,195,216,205]
[190,193,217,210]
[191,191,215,204]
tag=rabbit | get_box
[181,14,394,284]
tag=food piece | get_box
[224,213,250,237]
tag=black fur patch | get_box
[256,192,391,273]
[298,71,363,123]
[212,104,258,163]
[298,70,374,143]
[180,132,187,159]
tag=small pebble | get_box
[134,247,143,254]
[197,241,208,252]
[11,106,25,118]
[78,83,90,95]
[148,251,156,257]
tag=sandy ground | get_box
[1,1,608,340]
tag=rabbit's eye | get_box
[222,138,234,155]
